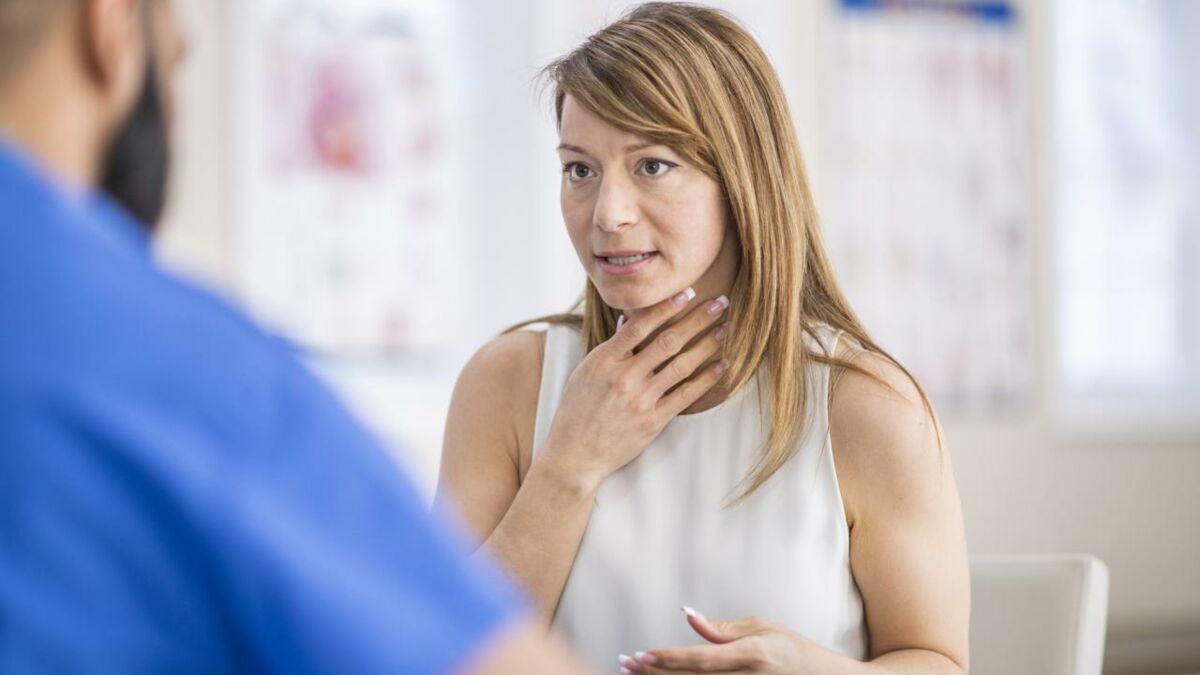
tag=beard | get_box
[99,56,170,233]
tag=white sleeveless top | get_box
[531,323,868,668]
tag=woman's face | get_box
[557,95,737,312]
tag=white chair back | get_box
[969,554,1109,675]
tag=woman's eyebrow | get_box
[556,141,667,155]
[624,141,660,153]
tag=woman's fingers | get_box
[635,642,754,672]
[648,321,728,397]
[631,294,729,373]
[607,287,698,356]
[686,611,773,644]
[657,358,727,418]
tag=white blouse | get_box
[531,323,868,669]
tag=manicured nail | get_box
[671,287,696,307]
[714,360,728,375]
[682,605,704,620]
[616,314,626,331]
[635,651,659,665]
[619,653,638,672]
[620,668,632,675]
[713,323,729,342]
[707,295,730,316]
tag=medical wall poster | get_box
[824,0,1030,414]
[232,0,465,357]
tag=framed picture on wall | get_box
[230,0,467,360]
[822,0,1033,417]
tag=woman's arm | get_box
[630,345,969,675]
[830,348,970,674]
[436,293,730,628]
[433,330,600,627]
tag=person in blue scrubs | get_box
[0,1,589,673]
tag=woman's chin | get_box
[593,284,668,313]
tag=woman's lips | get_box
[596,251,659,277]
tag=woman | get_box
[435,3,969,673]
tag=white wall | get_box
[159,2,1200,673]
[157,0,232,291]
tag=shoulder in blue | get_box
[0,140,525,674]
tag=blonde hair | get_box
[516,1,937,502]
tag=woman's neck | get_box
[624,238,739,415]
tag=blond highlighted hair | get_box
[515,2,936,502]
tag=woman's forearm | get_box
[476,452,601,629]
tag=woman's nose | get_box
[592,176,639,233]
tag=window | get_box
[1050,0,1200,436]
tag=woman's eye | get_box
[639,159,675,177]
[563,163,593,181]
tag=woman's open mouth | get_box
[596,251,659,276]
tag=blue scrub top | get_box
[0,140,525,674]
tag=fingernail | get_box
[636,651,659,665]
[616,314,626,331]
[714,360,728,375]
[620,668,632,675]
[671,287,696,307]
[707,295,730,316]
[618,653,637,670]
[713,323,729,342]
[682,605,705,620]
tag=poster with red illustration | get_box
[232,0,463,357]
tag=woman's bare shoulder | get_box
[448,329,547,474]
[462,329,546,388]
[828,336,928,427]
[827,336,946,523]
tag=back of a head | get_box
[0,1,73,90]
[0,0,176,228]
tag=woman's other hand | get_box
[620,608,835,675]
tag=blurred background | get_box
[157,1,1198,673]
